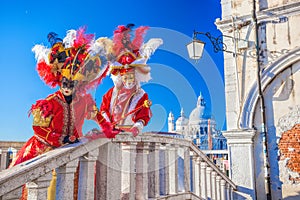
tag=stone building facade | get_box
[0,141,24,171]
[216,0,300,199]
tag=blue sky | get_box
[0,0,225,141]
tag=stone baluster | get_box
[211,171,217,200]
[183,146,191,192]
[200,161,207,199]
[161,144,170,195]
[226,183,231,200]
[220,179,226,200]
[96,142,122,200]
[121,142,137,200]
[0,149,8,170]
[216,175,221,200]
[135,142,149,200]
[78,149,99,200]
[26,171,52,200]
[148,142,160,198]
[2,187,22,200]
[55,159,79,200]
[206,166,212,199]
[168,144,178,194]
[193,157,200,196]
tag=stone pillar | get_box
[226,183,231,200]
[121,142,137,200]
[221,179,226,200]
[136,142,149,200]
[78,149,98,200]
[183,146,191,192]
[206,167,212,199]
[96,142,122,200]
[0,149,8,170]
[148,142,160,198]
[216,175,221,200]
[211,171,217,200]
[163,144,170,195]
[222,129,256,199]
[2,187,22,200]
[55,159,78,200]
[168,145,178,194]
[200,161,207,199]
[194,157,200,196]
[27,171,52,200]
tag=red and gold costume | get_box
[99,24,163,136]
[10,91,101,167]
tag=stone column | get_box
[55,159,79,200]
[206,167,212,199]
[194,157,200,196]
[2,187,22,200]
[162,144,170,195]
[27,171,52,200]
[226,183,231,200]
[168,144,178,194]
[148,142,160,198]
[200,161,207,199]
[0,149,8,170]
[183,146,191,192]
[216,175,221,200]
[96,142,122,200]
[221,179,226,200]
[78,149,99,200]
[121,142,137,200]
[211,171,217,200]
[136,142,149,200]
[222,129,256,199]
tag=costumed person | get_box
[9,27,117,200]
[100,24,163,137]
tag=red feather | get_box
[73,26,94,49]
[36,60,60,88]
[132,26,149,51]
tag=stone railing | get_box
[0,132,236,200]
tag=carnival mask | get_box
[121,71,136,89]
[60,77,77,96]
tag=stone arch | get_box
[239,47,300,129]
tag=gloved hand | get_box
[47,132,62,147]
[130,121,144,137]
[100,120,120,138]
[62,135,79,144]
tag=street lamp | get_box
[186,30,231,60]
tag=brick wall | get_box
[278,124,300,181]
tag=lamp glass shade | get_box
[186,39,205,60]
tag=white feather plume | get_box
[140,38,163,58]
[32,44,50,64]
[89,37,113,56]
[63,29,77,48]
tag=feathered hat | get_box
[32,26,112,92]
[109,24,163,83]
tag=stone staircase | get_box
[0,132,236,200]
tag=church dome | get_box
[175,108,189,126]
[189,93,206,124]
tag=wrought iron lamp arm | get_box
[193,30,228,53]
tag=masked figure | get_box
[9,27,115,167]
[100,24,163,137]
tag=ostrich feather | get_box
[140,38,163,58]
[32,44,50,64]
[63,29,77,48]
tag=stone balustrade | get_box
[0,132,236,200]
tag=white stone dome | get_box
[175,108,189,126]
[189,93,206,124]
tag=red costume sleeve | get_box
[132,93,152,126]
[99,87,114,121]
[31,98,62,147]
